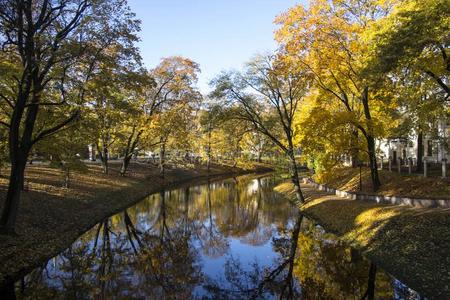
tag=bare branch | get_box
[424,69,450,98]
[31,110,80,145]
[0,93,14,109]
[0,120,10,128]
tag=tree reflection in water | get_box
[13,175,424,299]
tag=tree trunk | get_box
[120,155,131,177]
[159,139,165,177]
[365,134,381,192]
[207,128,211,172]
[90,144,96,161]
[351,129,359,168]
[102,144,108,175]
[120,127,143,177]
[288,150,305,204]
[0,154,27,234]
[416,131,423,173]
[97,144,108,175]
[3,83,35,226]
[361,262,377,300]
[64,167,70,188]
[361,87,381,192]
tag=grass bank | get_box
[0,159,271,288]
[275,180,450,299]
[316,166,450,199]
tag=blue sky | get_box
[127,0,301,93]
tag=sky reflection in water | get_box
[15,175,423,299]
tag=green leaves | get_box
[363,0,450,106]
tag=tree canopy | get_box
[0,0,448,233]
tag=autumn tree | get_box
[364,0,450,170]
[199,108,251,168]
[216,116,251,166]
[0,0,139,233]
[365,0,449,100]
[383,69,447,172]
[294,91,365,179]
[275,0,397,191]
[241,131,271,163]
[85,46,147,174]
[148,99,201,175]
[197,104,242,169]
[211,54,310,203]
[35,126,88,188]
[119,56,201,176]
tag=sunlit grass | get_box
[273,182,297,199]
[315,166,450,199]
[274,179,450,298]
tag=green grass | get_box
[316,166,450,199]
[275,180,450,299]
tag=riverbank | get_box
[315,166,450,199]
[0,160,271,289]
[275,180,450,299]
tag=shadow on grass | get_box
[297,183,450,299]
[320,166,450,199]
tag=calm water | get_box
[13,174,423,299]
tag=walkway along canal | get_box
[4,174,425,299]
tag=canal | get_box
[12,174,423,299]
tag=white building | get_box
[378,119,449,165]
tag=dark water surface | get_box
[13,174,423,299]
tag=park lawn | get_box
[316,166,450,199]
[0,159,269,289]
[275,181,450,299]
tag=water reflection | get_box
[12,175,423,299]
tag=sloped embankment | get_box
[274,180,450,299]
